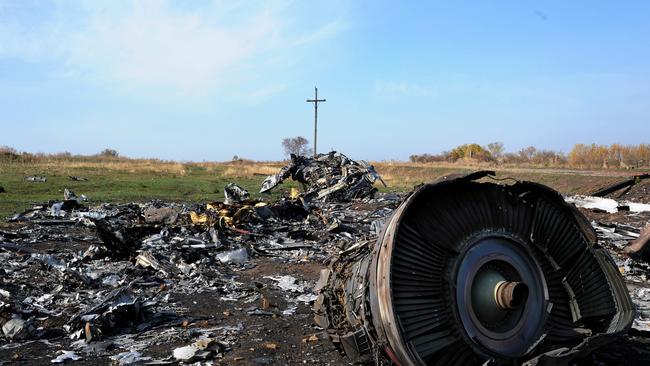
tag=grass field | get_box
[0,157,636,219]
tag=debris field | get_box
[0,154,649,365]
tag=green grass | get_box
[0,159,299,219]
[0,158,634,220]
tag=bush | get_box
[448,144,493,162]
[99,148,119,158]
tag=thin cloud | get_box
[0,1,346,98]
[290,18,347,47]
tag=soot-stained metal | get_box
[314,171,635,365]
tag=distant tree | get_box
[449,144,492,162]
[502,152,523,164]
[518,146,537,162]
[487,142,504,159]
[282,136,310,157]
[0,145,19,161]
[99,148,119,158]
[232,155,240,161]
[409,153,449,163]
[0,146,17,154]
[531,149,566,166]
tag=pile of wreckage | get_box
[1,154,650,365]
[0,152,399,364]
[260,152,386,201]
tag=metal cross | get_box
[306,87,326,157]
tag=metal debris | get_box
[2,318,32,340]
[592,174,650,197]
[264,275,305,293]
[143,206,179,224]
[63,188,87,202]
[109,351,151,365]
[260,151,386,201]
[224,182,250,205]
[173,338,223,362]
[51,350,82,364]
[24,175,47,182]
[216,248,249,264]
[566,195,650,213]
[314,172,635,365]
[0,177,400,363]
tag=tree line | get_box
[3,141,649,169]
[410,143,650,169]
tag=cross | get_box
[306,86,326,157]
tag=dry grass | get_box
[221,163,283,178]
[373,162,461,188]
[0,158,187,175]
[372,161,640,189]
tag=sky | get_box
[1,0,649,161]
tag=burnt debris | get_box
[592,174,650,198]
[224,183,250,205]
[0,166,400,364]
[260,151,386,202]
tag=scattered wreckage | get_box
[0,154,395,364]
[1,160,649,365]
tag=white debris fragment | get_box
[109,351,151,365]
[31,253,66,271]
[2,318,30,340]
[173,338,220,362]
[263,275,304,292]
[102,274,121,287]
[51,350,82,363]
[216,248,249,264]
[282,305,297,315]
[565,195,650,213]
[173,345,209,362]
[296,293,318,303]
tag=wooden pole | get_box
[306,86,326,157]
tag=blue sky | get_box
[1,0,649,161]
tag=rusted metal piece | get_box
[314,172,635,365]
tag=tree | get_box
[449,144,492,162]
[282,136,310,157]
[99,148,119,158]
[487,142,504,159]
[518,146,537,162]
